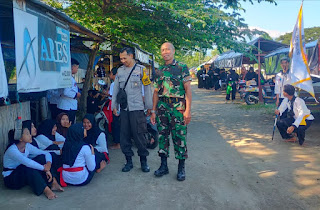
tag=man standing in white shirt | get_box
[275,57,291,104]
[275,84,314,145]
[57,59,81,124]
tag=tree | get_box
[45,0,276,59]
[276,27,320,45]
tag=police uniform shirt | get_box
[57,76,79,111]
[111,63,152,111]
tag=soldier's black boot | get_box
[140,156,150,172]
[122,156,133,172]
[177,159,185,181]
[154,154,169,177]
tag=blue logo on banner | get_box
[18,28,36,78]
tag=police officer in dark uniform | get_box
[111,47,153,173]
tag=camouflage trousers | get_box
[156,101,188,160]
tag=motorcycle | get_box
[95,99,112,133]
[145,115,159,149]
[242,80,275,105]
[238,80,246,99]
[95,103,159,149]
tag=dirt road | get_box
[1,85,320,210]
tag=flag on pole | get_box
[289,2,318,102]
[0,41,9,98]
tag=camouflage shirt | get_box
[154,60,191,98]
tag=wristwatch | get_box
[151,110,156,114]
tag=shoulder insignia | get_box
[142,68,151,86]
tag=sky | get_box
[239,0,320,39]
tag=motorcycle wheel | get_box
[245,93,258,105]
[97,118,106,132]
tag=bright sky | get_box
[239,0,320,39]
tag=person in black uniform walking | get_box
[226,69,239,103]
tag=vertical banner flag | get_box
[0,41,8,98]
[289,2,318,102]
[13,1,72,93]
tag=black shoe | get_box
[122,156,133,172]
[177,159,185,181]
[154,155,169,177]
[140,156,150,173]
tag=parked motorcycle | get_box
[145,113,159,149]
[243,83,275,105]
[95,103,158,149]
[95,99,111,133]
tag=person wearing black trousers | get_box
[275,85,314,145]
[3,123,63,199]
[225,69,239,103]
[109,67,121,149]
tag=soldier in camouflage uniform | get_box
[150,42,192,181]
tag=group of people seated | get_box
[2,113,109,199]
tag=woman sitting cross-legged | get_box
[59,124,96,187]
[3,123,63,199]
[35,119,65,152]
[23,120,63,172]
[83,114,109,173]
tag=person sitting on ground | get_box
[275,84,314,145]
[83,114,109,172]
[3,123,63,199]
[56,112,71,138]
[36,119,65,152]
[24,120,63,174]
[59,124,96,187]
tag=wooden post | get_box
[78,42,100,119]
[258,39,263,103]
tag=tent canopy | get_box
[265,40,319,75]
[214,37,287,69]
[248,37,288,54]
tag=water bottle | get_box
[14,116,22,140]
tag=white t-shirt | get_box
[94,132,108,154]
[34,132,66,150]
[278,97,315,127]
[3,143,52,177]
[57,76,79,111]
[62,145,96,185]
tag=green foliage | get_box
[4,61,16,83]
[276,27,320,45]
[45,0,276,59]
[43,0,63,10]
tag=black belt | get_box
[159,97,185,104]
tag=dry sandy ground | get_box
[1,84,320,210]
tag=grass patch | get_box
[239,103,276,115]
